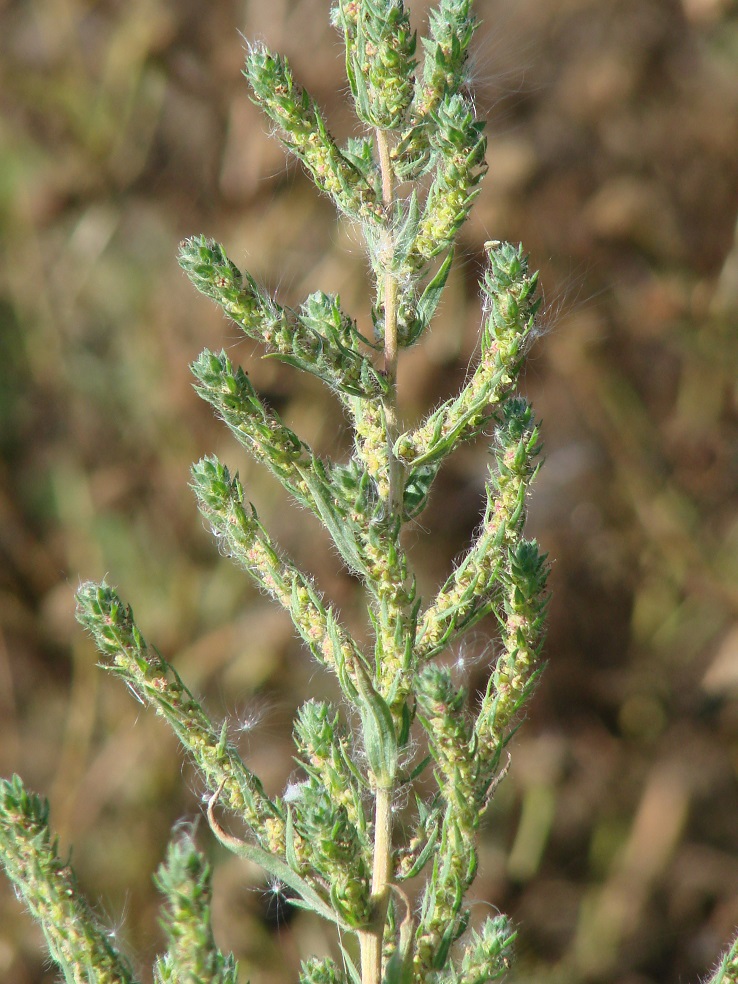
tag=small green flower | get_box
[190,457,367,690]
[301,956,347,984]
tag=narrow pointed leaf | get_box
[207,791,348,930]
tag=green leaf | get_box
[338,942,362,984]
[398,821,439,881]
[404,249,454,346]
[403,463,439,519]
[207,789,349,930]
[285,805,301,872]
[392,192,421,267]
[340,740,371,790]
[401,754,433,785]
[298,464,369,579]
[383,886,415,984]
[353,662,398,789]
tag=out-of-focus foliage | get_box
[1,1,737,982]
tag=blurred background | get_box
[1,0,738,981]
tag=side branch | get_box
[0,775,140,984]
[75,581,285,852]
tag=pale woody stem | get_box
[359,786,393,984]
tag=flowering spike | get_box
[74,579,285,848]
[180,238,387,400]
[245,45,381,220]
[333,0,417,130]
[0,775,140,984]
[4,4,567,984]
[154,830,239,984]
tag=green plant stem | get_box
[356,127,400,984]
[377,129,397,374]
[360,786,393,984]
[376,127,402,521]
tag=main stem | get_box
[377,128,402,521]
[358,128,400,984]
[360,786,393,984]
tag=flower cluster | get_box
[0,4,557,984]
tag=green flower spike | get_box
[0,4,597,984]
[0,775,139,984]
[75,580,285,851]
[153,830,238,984]
[244,44,382,220]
